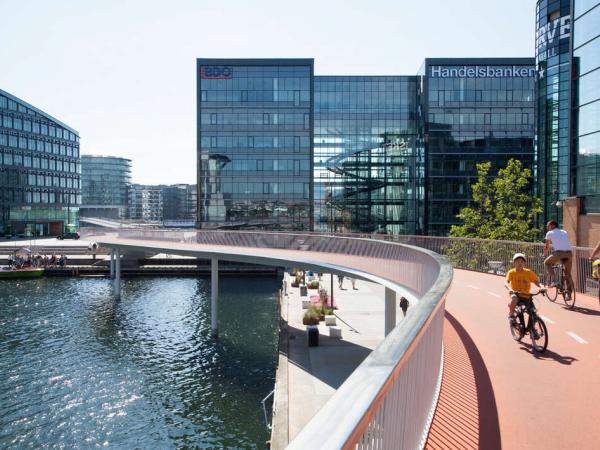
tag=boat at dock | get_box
[0,267,44,279]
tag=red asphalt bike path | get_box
[427,269,600,449]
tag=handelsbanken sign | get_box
[430,66,536,78]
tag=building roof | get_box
[0,88,79,135]
[81,154,132,162]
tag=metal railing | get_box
[382,235,595,295]
[83,227,596,294]
[83,228,453,449]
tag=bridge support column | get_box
[109,249,115,279]
[385,287,396,336]
[113,249,121,298]
[211,258,219,337]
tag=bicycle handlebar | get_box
[510,290,546,297]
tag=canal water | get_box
[0,276,281,449]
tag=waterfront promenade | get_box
[277,274,401,442]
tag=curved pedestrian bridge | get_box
[84,229,452,449]
[83,229,600,449]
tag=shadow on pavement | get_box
[427,312,501,450]
[564,305,600,316]
[519,344,578,365]
[285,322,373,390]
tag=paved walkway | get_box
[426,269,600,449]
[280,273,407,442]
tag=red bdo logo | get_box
[201,66,233,79]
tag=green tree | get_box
[450,159,542,242]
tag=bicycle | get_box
[546,260,576,309]
[509,290,548,353]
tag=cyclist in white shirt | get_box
[543,220,574,291]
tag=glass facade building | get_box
[572,0,600,213]
[536,0,572,224]
[80,155,131,219]
[197,59,313,230]
[162,184,197,222]
[314,76,421,234]
[197,58,536,235]
[0,89,81,236]
[422,58,536,235]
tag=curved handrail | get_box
[82,228,453,449]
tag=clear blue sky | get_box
[0,0,536,185]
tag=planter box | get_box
[302,299,311,309]
[329,326,342,338]
[325,315,336,326]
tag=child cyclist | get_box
[505,253,546,321]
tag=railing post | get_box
[385,287,396,336]
[113,249,121,298]
[330,273,334,308]
[211,258,219,337]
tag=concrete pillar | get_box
[385,287,396,336]
[109,249,115,279]
[211,258,219,337]
[113,249,121,298]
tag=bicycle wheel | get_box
[563,283,576,309]
[530,317,548,353]
[546,284,558,302]
[510,316,524,342]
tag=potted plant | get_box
[308,279,320,289]
[318,305,326,321]
[302,305,320,325]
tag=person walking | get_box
[543,220,574,293]
[337,274,344,289]
[349,277,357,290]
[399,297,409,317]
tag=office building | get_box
[80,155,131,219]
[422,58,536,235]
[162,184,197,225]
[536,0,600,246]
[0,89,81,236]
[197,58,536,235]
[536,0,572,224]
[197,59,313,230]
[314,76,421,234]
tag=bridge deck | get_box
[427,269,600,449]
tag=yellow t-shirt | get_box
[506,268,539,294]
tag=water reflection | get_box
[0,276,279,449]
